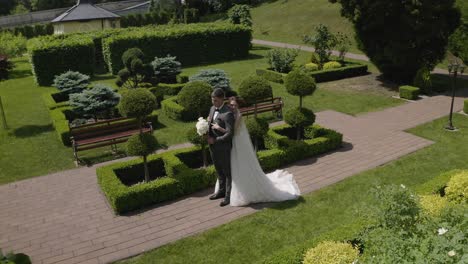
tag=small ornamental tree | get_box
[53,71,90,95]
[266,48,299,73]
[126,133,159,183]
[178,81,213,118]
[186,127,209,167]
[189,69,231,92]
[228,5,252,27]
[116,48,153,89]
[284,69,317,140]
[151,55,182,83]
[245,117,269,151]
[238,75,273,114]
[69,84,121,121]
[303,24,337,68]
[118,88,156,131]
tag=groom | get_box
[207,88,235,207]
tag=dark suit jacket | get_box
[207,104,235,145]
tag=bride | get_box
[212,97,301,206]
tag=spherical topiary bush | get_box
[238,75,273,105]
[122,48,145,69]
[186,127,209,167]
[53,71,90,95]
[303,241,359,264]
[284,69,317,107]
[445,170,468,204]
[323,61,342,70]
[305,63,319,71]
[126,133,159,182]
[178,81,213,117]
[189,69,231,92]
[118,88,156,125]
[245,117,269,150]
[285,107,316,140]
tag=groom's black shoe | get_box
[220,199,230,207]
[209,193,225,200]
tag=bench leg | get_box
[73,145,80,166]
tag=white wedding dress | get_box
[215,111,301,206]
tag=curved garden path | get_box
[0,93,467,264]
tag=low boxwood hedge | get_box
[157,83,185,96]
[161,96,197,121]
[256,69,286,84]
[399,85,420,100]
[42,92,70,110]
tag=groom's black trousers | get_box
[209,142,232,200]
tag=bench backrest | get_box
[239,97,283,116]
[70,118,142,140]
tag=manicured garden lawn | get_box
[120,113,468,264]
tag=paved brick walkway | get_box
[0,94,466,264]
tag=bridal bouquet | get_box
[196,117,209,136]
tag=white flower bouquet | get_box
[196,117,209,136]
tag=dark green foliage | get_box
[0,55,14,81]
[69,84,121,120]
[178,81,213,117]
[228,4,252,27]
[399,85,420,100]
[186,128,209,167]
[116,48,153,89]
[0,249,32,264]
[127,133,159,157]
[161,96,196,121]
[151,55,182,83]
[246,117,269,150]
[184,8,200,23]
[255,68,285,83]
[28,34,95,86]
[413,67,433,94]
[284,107,316,140]
[284,69,316,105]
[307,62,368,82]
[32,0,75,11]
[189,69,231,92]
[267,48,299,73]
[448,23,468,64]
[52,71,90,95]
[177,74,189,84]
[156,82,185,95]
[330,0,461,83]
[303,24,337,67]
[147,87,165,108]
[464,99,468,114]
[102,23,252,74]
[238,75,273,105]
[118,88,156,123]
[0,0,15,15]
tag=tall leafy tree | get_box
[329,0,461,83]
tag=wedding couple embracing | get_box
[198,88,301,207]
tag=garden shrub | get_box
[116,48,153,89]
[0,249,32,264]
[304,63,319,71]
[178,81,213,117]
[102,23,251,74]
[307,62,368,82]
[322,61,342,70]
[238,75,273,105]
[189,69,231,92]
[186,128,210,167]
[302,241,358,264]
[156,83,185,95]
[464,99,468,114]
[127,133,159,182]
[245,117,269,150]
[177,74,189,84]
[42,92,70,110]
[52,71,90,95]
[419,195,449,217]
[0,31,27,58]
[161,97,195,121]
[399,85,420,100]
[284,69,317,107]
[255,69,285,83]
[69,84,121,120]
[151,55,182,83]
[228,4,252,27]
[445,170,468,204]
[413,66,433,94]
[147,87,165,107]
[0,55,13,81]
[118,88,156,128]
[284,107,316,136]
[184,8,200,24]
[448,23,468,64]
[28,34,95,86]
[266,48,299,73]
[415,169,463,196]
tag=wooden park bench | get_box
[69,117,153,164]
[238,97,284,118]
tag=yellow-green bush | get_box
[305,63,319,71]
[303,241,359,264]
[323,61,342,70]
[445,171,468,204]
[419,195,449,216]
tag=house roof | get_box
[52,0,120,23]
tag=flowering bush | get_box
[303,241,358,264]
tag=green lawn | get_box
[120,113,468,264]
[0,47,404,184]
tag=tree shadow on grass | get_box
[91,74,115,82]
[12,124,54,138]
[9,69,32,80]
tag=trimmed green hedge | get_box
[256,69,286,84]
[464,99,468,114]
[399,85,420,100]
[161,96,197,121]
[97,146,217,214]
[28,35,95,86]
[42,92,70,110]
[157,83,186,96]
[103,23,252,74]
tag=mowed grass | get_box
[120,114,468,264]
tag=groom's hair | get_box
[211,88,225,99]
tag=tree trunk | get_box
[143,155,150,182]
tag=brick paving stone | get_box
[1,93,467,263]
